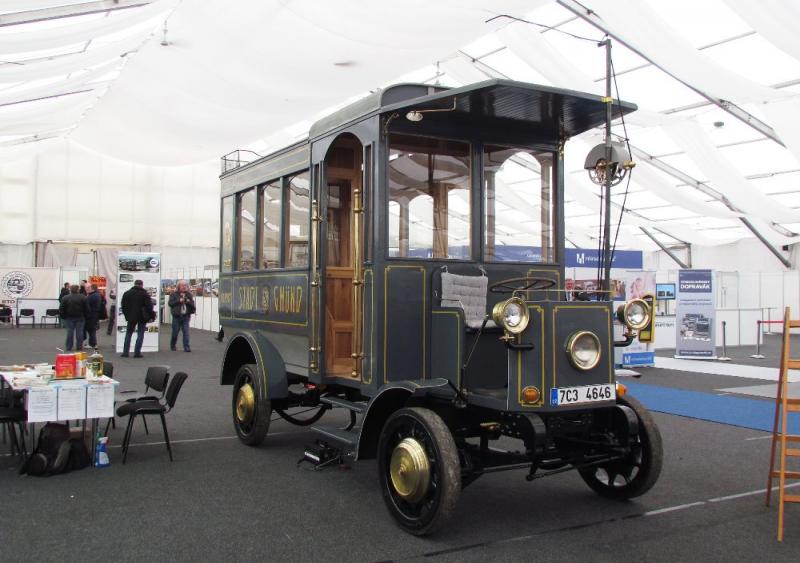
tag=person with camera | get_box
[168,279,195,352]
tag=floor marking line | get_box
[109,429,307,449]
[708,482,800,503]
[642,501,706,516]
[745,435,773,441]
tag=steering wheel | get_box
[489,276,556,294]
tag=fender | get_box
[220,330,289,401]
[356,378,455,460]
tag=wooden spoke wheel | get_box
[232,364,271,446]
[579,395,663,499]
[377,407,461,536]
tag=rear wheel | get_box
[377,407,461,536]
[232,364,271,446]
[579,395,663,499]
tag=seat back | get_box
[44,309,59,317]
[144,366,170,394]
[440,272,491,329]
[165,372,188,409]
[20,309,34,317]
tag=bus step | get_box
[320,396,367,414]
[311,425,359,451]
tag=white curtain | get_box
[40,241,78,267]
[725,0,800,63]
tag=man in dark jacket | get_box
[120,280,153,358]
[168,279,195,352]
[85,283,102,349]
[59,284,88,351]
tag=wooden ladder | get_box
[766,306,800,541]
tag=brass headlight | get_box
[617,298,650,330]
[492,297,529,334]
[566,331,602,370]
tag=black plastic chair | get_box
[40,309,60,328]
[0,306,12,326]
[104,365,167,435]
[16,309,35,328]
[0,386,26,457]
[117,372,187,463]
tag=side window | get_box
[237,188,257,271]
[388,134,471,259]
[285,171,310,267]
[261,180,282,268]
[221,196,234,273]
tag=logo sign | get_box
[1,271,33,298]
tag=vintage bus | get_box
[218,79,661,535]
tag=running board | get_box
[320,396,367,414]
[311,425,359,454]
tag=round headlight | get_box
[618,299,650,330]
[492,297,529,334]
[566,331,602,370]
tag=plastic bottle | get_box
[95,435,110,467]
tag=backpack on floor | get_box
[20,422,89,476]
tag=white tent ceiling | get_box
[1,0,799,263]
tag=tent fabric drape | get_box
[662,118,800,224]
[724,0,800,64]
[583,0,788,105]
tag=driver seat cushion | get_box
[440,272,496,330]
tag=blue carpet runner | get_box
[624,382,800,433]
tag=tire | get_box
[579,394,663,499]
[232,364,271,446]
[377,407,461,536]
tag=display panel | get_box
[656,283,676,300]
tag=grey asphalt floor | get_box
[1,324,799,561]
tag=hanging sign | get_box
[674,269,716,359]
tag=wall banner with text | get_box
[675,269,715,359]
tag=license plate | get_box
[550,383,615,406]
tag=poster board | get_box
[115,252,161,353]
[674,269,716,359]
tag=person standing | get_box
[120,280,153,358]
[59,282,70,301]
[59,284,88,352]
[85,283,102,349]
[168,279,195,352]
[79,280,88,295]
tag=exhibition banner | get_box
[0,267,60,305]
[675,269,715,359]
[115,253,161,353]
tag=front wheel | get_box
[377,407,461,536]
[579,395,663,499]
[232,364,271,446]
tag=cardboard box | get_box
[55,353,85,378]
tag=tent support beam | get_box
[556,0,785,148]
[639,227,689,269]
[739,217,792,268]
[0,1,153,27]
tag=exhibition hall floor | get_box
[1,327,799,562]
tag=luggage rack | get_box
[220,149,262,173]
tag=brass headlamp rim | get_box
[565,330,602,371]
[618,298,651,330]
[492,296,529,335]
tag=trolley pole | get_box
[601,37,612,296]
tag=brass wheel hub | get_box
[389,437,431,503]
[236,382,255,424]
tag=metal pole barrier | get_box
[751,320,765,359]
[718,320,731,361]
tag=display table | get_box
[0,369,118,455]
